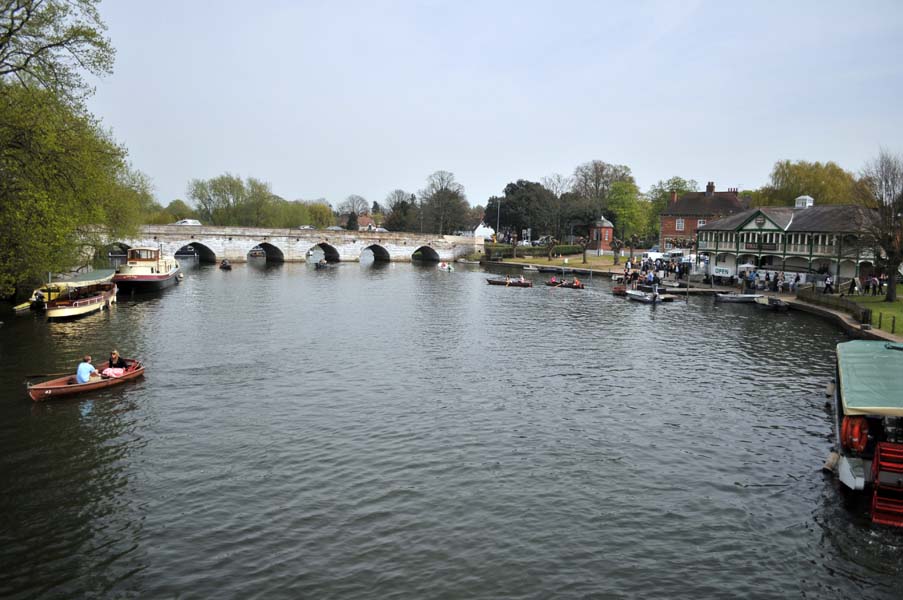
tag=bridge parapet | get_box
[111,226,483,263]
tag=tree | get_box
[419,171,468,235]
[339,194,369,216]
[345,211,358,231]
[607,181,644,239]
[0,0,114,102]
[756,160,865,207]
[165,199,195,221]
[571,160,634,219]
[0,82,141,297]
[485,180,554,240]
[307,201,334,229]
[646,176,699,217]
[188,174,247,225]
[383,191,419,233]
[541,173,573,239]
[610,238,624,265]
[858,150,903,302]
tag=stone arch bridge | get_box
[110,225,484,263]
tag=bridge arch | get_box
[176,242,217,263]
[253,242,284,263]
[308,242,340,263]
[412,246,440,262]
[362,244,391,262]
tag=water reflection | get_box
[1,265,900,598]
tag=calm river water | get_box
[1,261,901,599]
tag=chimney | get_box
[705,181,715,197]
[670,190,678,205]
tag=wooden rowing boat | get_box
[26,359,145,402]
[486,278,533,287]
[612,285,627,296]
[544,281,585,289]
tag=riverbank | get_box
[488,258,903,343]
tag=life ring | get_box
[841,416,869,453]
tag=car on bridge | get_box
[175,219,202,225]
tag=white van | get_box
[175,219,202,226]
[641,251,665,262]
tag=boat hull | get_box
[626,290,659,303]
[113,270,181,292]
[46,285,117,320]
[486,278,533,287]
[545,282,584,289]
[27,360,144,401]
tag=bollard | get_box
[878,312,883,330]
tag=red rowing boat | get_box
[26,359,145,401]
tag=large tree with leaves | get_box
[1,0,114,101]
[571,160,634,220]
[419,171,468,235]
[755,160,865,207]
[0,83,142,296]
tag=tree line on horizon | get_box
[1,1,900,302]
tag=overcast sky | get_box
[87,0,903,209]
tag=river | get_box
[1,261,900,599]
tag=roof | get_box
[698,205,877,233]
[594,218,614,228]
[57,269,116,288]
[660,192,745,216]
[837,341,903,416]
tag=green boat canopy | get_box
[837,341,903,416]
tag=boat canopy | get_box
[837,341,903,416]
[58,269,116,288]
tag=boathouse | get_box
[696,196,878,281]
[588,217,615,252]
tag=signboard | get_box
[713,266,732,277]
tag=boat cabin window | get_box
[128,249,158,260]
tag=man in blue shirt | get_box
[76,355,99,383]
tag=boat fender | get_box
[841,416,869,453]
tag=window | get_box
[604,230,610,240]
[697,219,706,227]
[676,218,685,232]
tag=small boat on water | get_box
[715,293,763,303]
[612,285,628,296]
[45,282,117,320]
[523,265,539,272]
[219,259,232,270]
[754,295,789,311]
[113,247,182,292]
[486,278,533,288]
[825,341,903,527]
[545,281,585,289]
[26,359,145,401]
[539,266,574,274]
[437,262,454,272]
[13,272,106,314]
[456,258,480,264]
[314,261,333,270]
[626,289,660,304]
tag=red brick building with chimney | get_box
[659,181,745,249]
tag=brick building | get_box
[588,217,615,252]
[659,182,745,249]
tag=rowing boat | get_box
[26,359,145,402]
[486,278,533,287]
[544,281,585,289]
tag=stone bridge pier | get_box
[111,225,484,263]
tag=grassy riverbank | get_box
[854,284,903,335]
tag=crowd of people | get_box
[619,257,690,290]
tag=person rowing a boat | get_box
[76,355,101,383]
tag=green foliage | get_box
[484,243,582,258]
[0,0,115,102]
[607,181,644,238]
[485,180,556,239]
[345,212,359,231]
[754,160,865,207]
[572,160,635,219]
[0,82,141,296]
